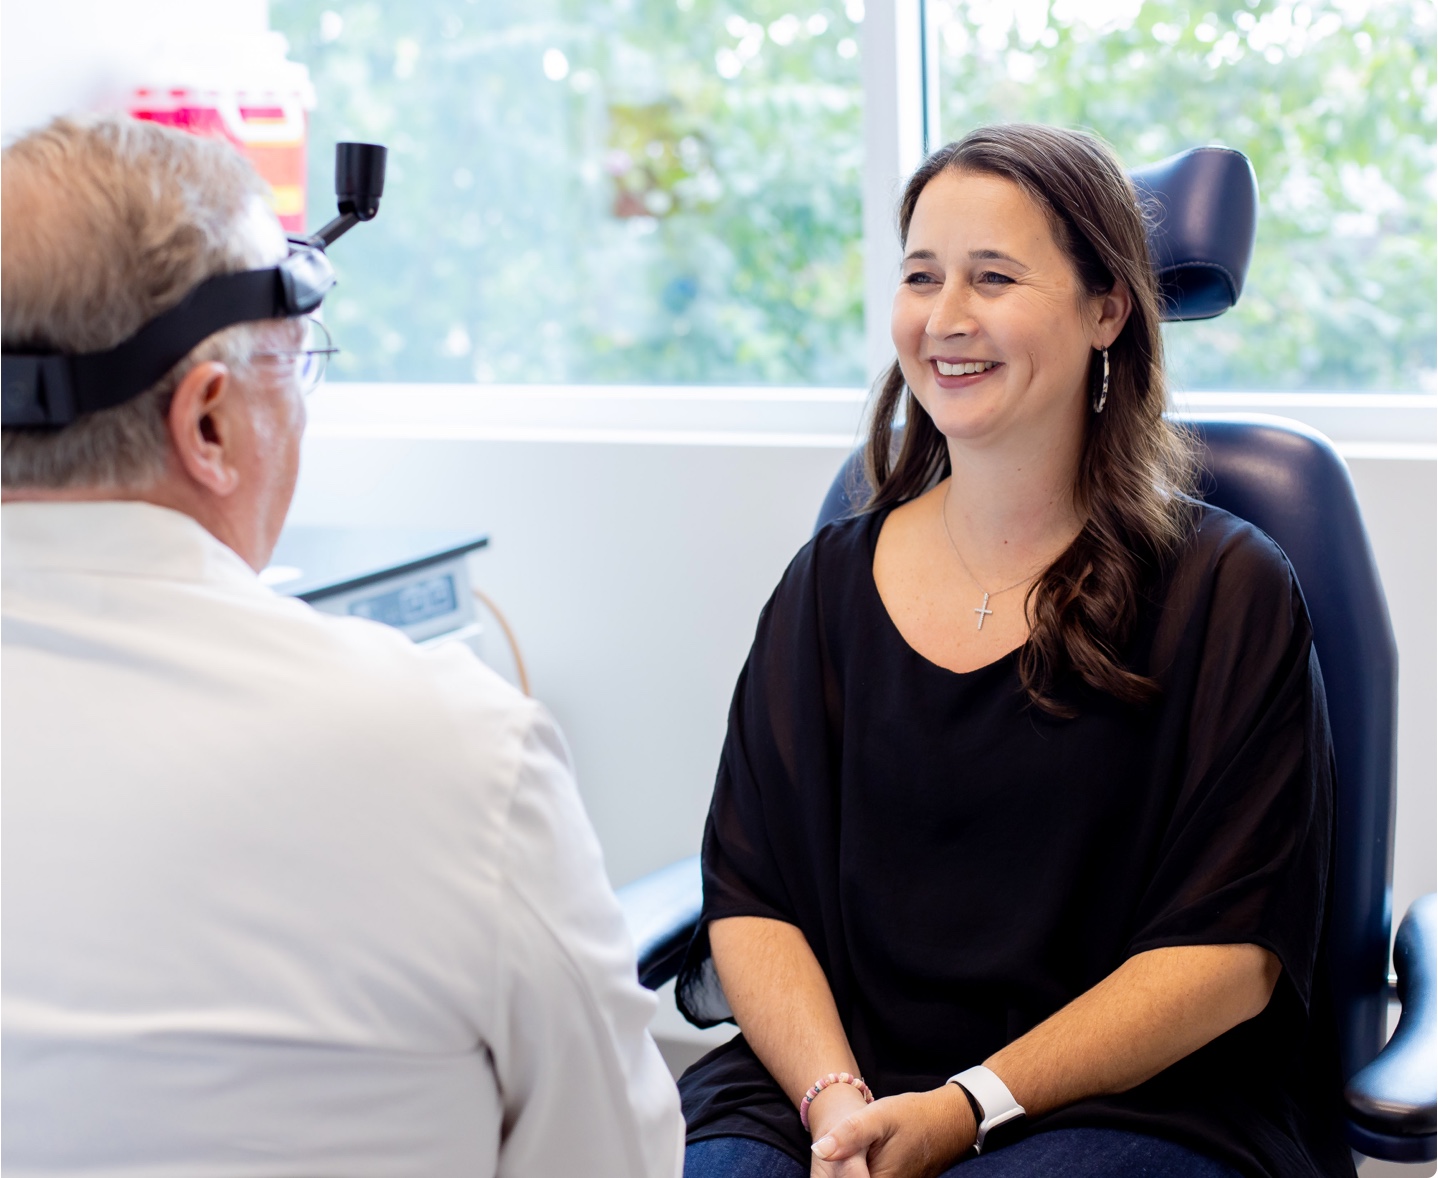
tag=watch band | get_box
[947,1065,1025,1153]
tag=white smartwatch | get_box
[947,1065,1026,1154]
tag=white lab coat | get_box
[1,501,684,1178]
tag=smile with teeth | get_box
[935,359,999,376]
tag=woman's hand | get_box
[810,1084,976,1178]
[808,1083,874,1178]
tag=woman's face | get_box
[891,168,1121,453]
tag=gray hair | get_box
[2,114,282,489]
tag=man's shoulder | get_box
[9,555,546,813]
[257,592,543,759]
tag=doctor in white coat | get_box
[1,114,683,1178]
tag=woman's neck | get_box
[942,432,1085,580]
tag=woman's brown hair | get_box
[863,124,1197,715]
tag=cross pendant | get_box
[974,591,993,631]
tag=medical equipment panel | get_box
[265,527,489,647]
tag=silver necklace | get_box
[940,484,1048,631]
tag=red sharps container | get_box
[128,35,314,235]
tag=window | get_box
[270,0,866,386]
[928,0,1437,394]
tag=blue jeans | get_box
[684,1129,1244,1177]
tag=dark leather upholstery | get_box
[1131,148,1259,321]
[1346,893,1437,1159]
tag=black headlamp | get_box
[1,141,386,430]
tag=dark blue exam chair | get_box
[617,147,1437,1162]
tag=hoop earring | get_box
[1090,347,1109,414]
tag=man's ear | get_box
[167,362,242,497]
[1093,282,1133,349]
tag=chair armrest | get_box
[617,855,703,990]
[1345,892,1436,1148]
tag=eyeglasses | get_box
[255,317,340,393]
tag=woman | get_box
[675,125,1353,1178]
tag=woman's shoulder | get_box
[1181,500,1297,589]
[1162,499,1307,635]
[813,505,889,558]
[753,508,887,636]
[775,508,886,592]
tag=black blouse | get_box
[676,504,1356,1178]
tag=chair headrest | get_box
[1130,147,1258,322]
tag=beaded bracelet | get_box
[799,1071,874,1132]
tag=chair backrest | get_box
[1190,416,1398,1080]
[813,416,1399,1081]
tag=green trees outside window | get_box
[270,0,865,385]
[272,0,1434,393]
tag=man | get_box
[1,114,683,1177]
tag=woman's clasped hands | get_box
[807,1081,977,1178]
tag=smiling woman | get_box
[674,124,1350,1178]
[867,125,1195,713]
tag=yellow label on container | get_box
[268,185,305,217]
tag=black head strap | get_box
[2,244,335,429]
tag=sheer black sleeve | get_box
[1127,518,1334,1009]
[676,532,845,1027]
